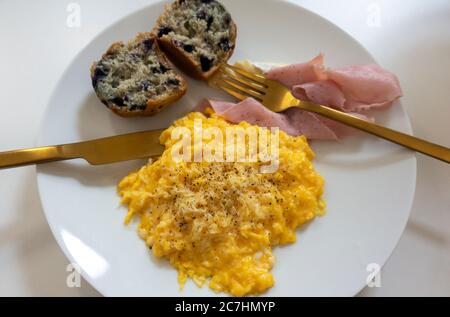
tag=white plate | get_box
[36,0,416,297]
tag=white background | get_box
[0,0,448,297]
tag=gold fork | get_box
[210,63,450,164]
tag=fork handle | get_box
[300,101,450,164]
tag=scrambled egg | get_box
[118,112,325,296]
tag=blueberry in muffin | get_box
[152,0,237,80]
[90,33,187,117]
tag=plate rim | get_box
[35,0,417,297]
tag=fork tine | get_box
[216,82,250,102]
[223,63,268,86]
[221,77,265,100]
[218,70,265,97]
[220,67,267,92]
[214,77,263,102]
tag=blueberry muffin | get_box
[152,0,237,80]
[91,33,187,117]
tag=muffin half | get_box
[91,33,187,117]
[152,0,237,80]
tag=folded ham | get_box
[327,64,403,111]
[292,80,346,111]
[266,54,327,87]
[199,54,402,140]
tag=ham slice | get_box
[284,107,339,140]
[197,55,402,141]
[327,64,403,111]
[197,98,302,136]
[268,55,403,112]
[292,80,346,111]
[198,98,350,140]
[266,54,327,87]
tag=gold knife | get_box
[0,129,165,169]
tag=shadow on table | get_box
[0,169,102,296]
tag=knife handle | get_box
[0,145,79,169]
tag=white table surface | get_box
[0,0,448,297]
